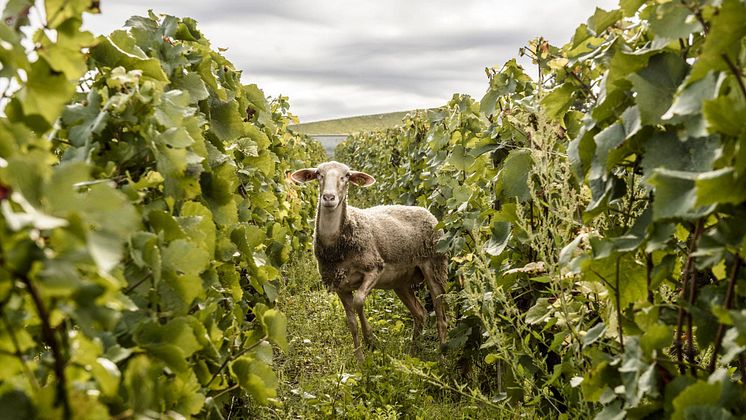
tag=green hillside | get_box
[290,110,414,135]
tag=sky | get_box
[83,1,617,123]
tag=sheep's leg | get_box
[338,290,364,363]
[394,286,426,342]
[356,305,375,348]
[352,271,379,313]
[421,261,448,349]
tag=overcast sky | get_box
[83,1,616,122]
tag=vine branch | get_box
[615,256,624,351]
[674,219,704,375]
[0,310,40,390]
[709,254,742,373]
[19,273,71,419]
[721,54,746,101]
[206,334,268,387]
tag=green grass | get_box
[289,111,415,135]
[253,251,509,419]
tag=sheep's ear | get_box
[349,171,375,187]
[288,168,318,184]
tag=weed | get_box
[254,251,506,419]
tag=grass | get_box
[289,111,415,135]
[254,251,508,419]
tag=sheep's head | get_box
[289,161,375,210]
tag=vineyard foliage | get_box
[0,1,324,418]
[337,0,746,417]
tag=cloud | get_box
[84,0,617,122]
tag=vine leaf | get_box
[629,53,688,125]
[689,0,746,82]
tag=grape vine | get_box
[337,1,746,417]
[0,2,324,418]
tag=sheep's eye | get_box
[317,173,324,180]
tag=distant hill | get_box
[290,110,419,158]
[289,110,413,136]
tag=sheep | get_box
[289,161,448,362]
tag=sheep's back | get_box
[353,205,439,263]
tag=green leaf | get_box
[154,90,192,127]
[647,169,715,220]
[229,137,259,157]
[91,358,121,398]
[594,401,625,420]
[640,323,673,357]
[158,127,195,148]
[448,144,472,172]
[568,129,595,180]
[587,254,647,308]
[540,83,575,120]
[45,0,98,29]
[230,356,278,405]
[159,239,210,310]
[180,201,216,257]
[231,224,265,268]
[245,150,275,177]
[671,381,722,420]
[161,239,210,279]
[135,317,202,372]
[137,317,202,357]
[703,95,746,137]
[156,147,204,201]
[147,210,187,242]
[682,406,734,420]
[209,98,244,141]
[525,298,551,325]
[689,0,746,82]
[0,22,29,79]
[583,322,606,347]
[695,168,746,207]
[0,390,35,420]
[649,2,702,40]
[16,59,76,126]
[2,0,33,29]
[87,230,124,273]
[629,53,688,125]
[163,370,205,415]
[480,88,500,115]
[621,105,641,139]
[641,132,719,181]
[590,122,625,180]
[61,89,108,148]
[39,19,95,81]
[44,161,89,212]
[262,309,288,351]
[499,149,533,202]
[77,184,140,237]
[587,7,623,34]
[620,0,645,17]
[91,31,168,81]
[38,18,95,80]
[663,72,719,122]
[485,222,510,256]
[173,72,209,102]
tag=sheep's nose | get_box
[322,193,336,202]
